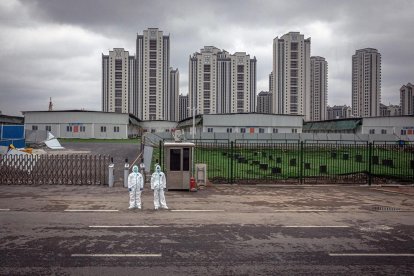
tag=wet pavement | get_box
[0,184,413,275]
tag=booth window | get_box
[170,149,181,171]
[183,148,190,171]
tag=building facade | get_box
[269,72,273,93]
[400,83,414,115]
[178,94,189,121]
[352,48,381,117]
[23,110,141,139]
[256,91,272,114]
[380,104,401,117]
[327,105,352,120]
[310,56,328,121]
[272,32,311,120]
[177,113,303,134]
[168,68,179,121]
[102,48,134,114]
[136,28,170,120]
[189,46,257,115]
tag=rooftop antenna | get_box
[48,97,53,111]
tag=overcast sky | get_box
[1,0,413,116]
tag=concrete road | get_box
[0,185,413,275]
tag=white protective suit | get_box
[128,165,144,209]
[151,165,168,210]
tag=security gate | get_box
[0,154,110,185]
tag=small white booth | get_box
[163,142,195,190]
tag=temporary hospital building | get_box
[22,110,141,139]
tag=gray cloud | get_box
[0,0,413,116]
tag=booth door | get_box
[168,148,191,189]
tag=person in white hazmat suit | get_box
[128,165,144,209]
[151,165,168,210]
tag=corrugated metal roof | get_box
[303,119,362,131]
[176,117,202,128]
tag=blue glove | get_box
[128,188,132,192]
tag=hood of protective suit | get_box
[132,165,139,173]
[155,165,161,173]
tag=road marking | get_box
[329,253,414,257]
[64,209,119,212]
[0,209,10,211]
[171,209,225,212]
[282,225,350,228]
[71,254,162,257]
[273,209,329,212]
[89,225,160,228]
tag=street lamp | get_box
[187,98,199,178]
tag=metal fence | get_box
[180,139,414,184]
[0,154,110,185]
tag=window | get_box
[114,126,120,133]
[290,52,298,59]
[369,129,375,134]
[204,64,211,72]
[149,78,156,86]
[115,72,122,79]
[149,60,156,68]
[259,128,265,133]
[273,128,278,133]
[80,126,86,132]
[183,148,190,171]
[45,126,51,131]
[203,82,210,90]
[115,90,122,97]
[170,149,181,171]
[237,65,244,73]
[207,127,213,133]
[226,128,232,133]
[32,125,38,130]
[149,51,157,59]
[115,81,122,88]
[204,74,210,81]
[149,69,156,77]
[291,42,298,51]
[101,126,107,133]
[149,40,157,50]
[66,126,72,132]
[237,83,244,90]
[115,60,122,70]
[401,129,407,135]
[115,99,122,107]
[381,129,387,134]
[240,128,246,133]
[237,74,244,81]
[292,128,298,133]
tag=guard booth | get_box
[163,142,195,190]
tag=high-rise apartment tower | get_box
[351,48,381,117]
[310,56,328,121]
[189,46,256,115]
[102,48,135,114]
[272,32,311,120]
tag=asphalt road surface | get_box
[0,185,413,275]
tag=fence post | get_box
[108,157,114,187]
[123,158,129,188]
[368,142,372,186]
[300,141,304,184]
[230,141,234,184]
